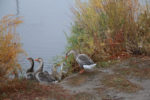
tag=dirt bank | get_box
[59,57,150,100]
[2,57,150,100]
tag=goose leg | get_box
[79,69,85,74]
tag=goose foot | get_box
[79,69,85,74]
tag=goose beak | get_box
[35,59,39,61]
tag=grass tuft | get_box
[115,67,150,79]
[101,74,141,93]
[73,92,96,100]
[67,71,98,86]
[0,79,73,100]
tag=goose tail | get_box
[83,64,96,70]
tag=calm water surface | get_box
[0,0,74,72]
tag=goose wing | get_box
[77,54,94,65]
[44,71,55,81]
[36,72,55,82]
[26,73,35,80]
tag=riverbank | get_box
[1,56,150,100]
[59,56,150,100]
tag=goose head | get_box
[34,57,44,73]
[27,57,34,63]
[66,50,78,58]
[35,57,43,63]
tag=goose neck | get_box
[30,60,34,71]
[71,50,79,58]
[37,61,44,73]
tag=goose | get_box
[26,57,36,80]
[66,50,96,73]
[60,62,68,79]
[51,62,68,81]
[51,65,61,81]
[34,58,55,83]
[57,62,68,74]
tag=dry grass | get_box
[67,0,150,64]
[115,68,150,79]
[67,74,88,86]
[114,56,150,79]
[101,74,141,93]
[67,71,97,86]
[0,15,24,78]
[73,92,96,100]
[0,79,73,100]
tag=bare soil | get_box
[59,56,150,100]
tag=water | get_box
[0,0,74,73]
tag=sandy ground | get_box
[59,57,150,100]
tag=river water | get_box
[0,0,74,73]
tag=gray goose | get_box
[66,50,96,73]
[26,57,36,80]
[34,58,55,83]
[51,62,68,81]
